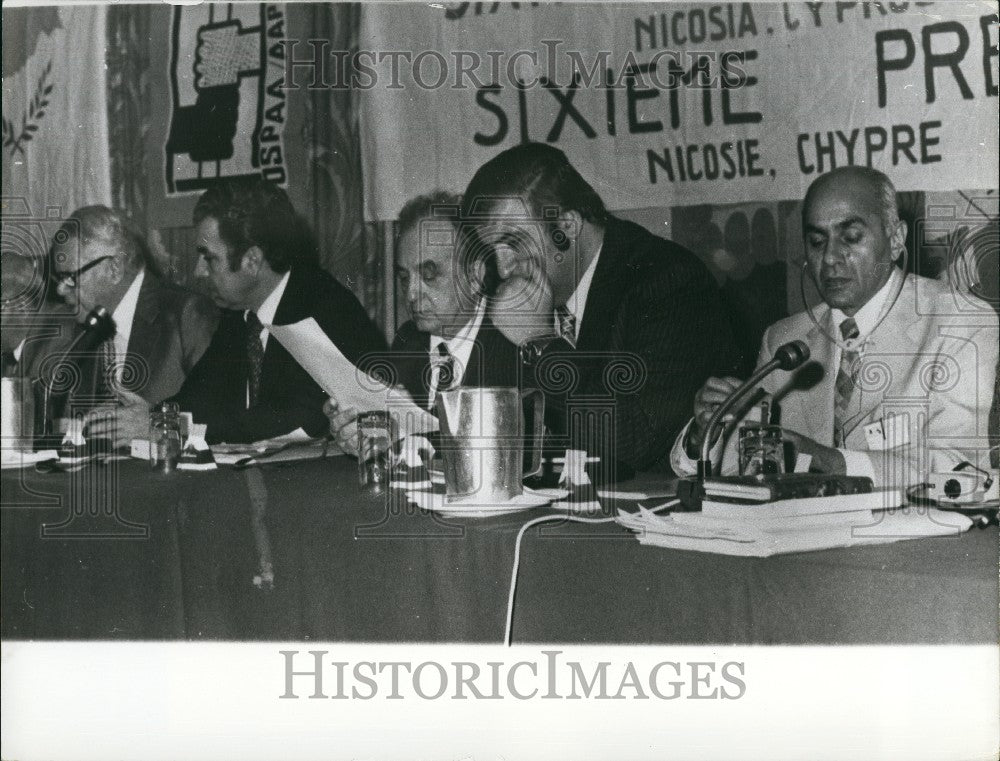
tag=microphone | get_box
[697,339,810,480]
[36,306,115,440]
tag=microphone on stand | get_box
[35,306,115,444]
[676,340,810,511]
[697,340,810,480]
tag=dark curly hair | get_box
[460,143,609,242]
[193,178,310,273]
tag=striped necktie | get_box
[245,311,265,408]
[833,317,861,447]
[555,304,577,348]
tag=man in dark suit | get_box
[325,191,521,452]
[23,205,216,446]
[172,178,387,444]
[461,143,740,480]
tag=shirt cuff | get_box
[669,418,727,477]
[838,448,876,481]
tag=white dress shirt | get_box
[427,299,486,410]
[557,242,602,341]
[110,269,145,383]
[826,268,902,478]
[243,270,291,408]
[246,270,291,352]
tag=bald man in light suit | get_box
[671,167,998,488]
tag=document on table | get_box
[616,505,972,557]
[267,318,438,437]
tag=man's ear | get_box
[556,210,583,243]
[240,246,264,274]
[889,220,908,262]
[469,258,486,294]
[107,254,125,285]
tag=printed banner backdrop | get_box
[359,2,999,221]
[146,3,292,228]
[1,5,111,225]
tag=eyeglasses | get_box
[51,255,114,289]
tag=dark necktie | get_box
[245,311,265,408]
[94,337,116,399]
[833,317,861,447]
[435,342,458,395]
[1,349,17,376]
[555,304,577,349]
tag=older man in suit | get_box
[671,166,998,487]
[172,178,387,444]
[25,206,216,446]
[325,190,521,452]
[461,143,740,481]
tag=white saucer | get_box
[405,487,568,518]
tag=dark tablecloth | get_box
[2,457,996,643]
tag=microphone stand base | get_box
[676,478,704,512]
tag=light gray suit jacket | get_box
[20,271,217,410]
[672,272,998,488]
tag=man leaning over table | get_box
[460,142,740,481]
[27,206,216,446]
[671,166,999,488]
[171,178,387,444]
[325,190,521,453]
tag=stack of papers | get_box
[211,429,341,466]
[617,501,972,557]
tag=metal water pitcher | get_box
[0,376,35,452]
[435,387,545,504]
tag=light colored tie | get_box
[555,304,577,348]
[833,317,861,447]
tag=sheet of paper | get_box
[267,318,438,438]
[617,506,971,557]
[1,449,58,469]
[252,427,311,448]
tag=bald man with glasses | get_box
[25,205,217,446]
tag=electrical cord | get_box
[503,498,680,646]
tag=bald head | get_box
[803,166,900,237]
[801,167,907,316]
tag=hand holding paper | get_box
[267,318,438,439]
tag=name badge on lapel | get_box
[863,415,910,451]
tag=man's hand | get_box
[685,376,743,457]
[488,269,555,347]
[323,398,359,457]
[83,389,150,449]
[782,430,847,474]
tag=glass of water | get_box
[738,424,785,476]
[357,411,394,492]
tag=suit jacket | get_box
[172,265,387,444]
[526,216,741,480]
[20,271,216,415]
[671,271,999,486]
[389,314,521,410]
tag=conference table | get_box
[2,455,996,643]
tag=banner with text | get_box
[355,2,999,220]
